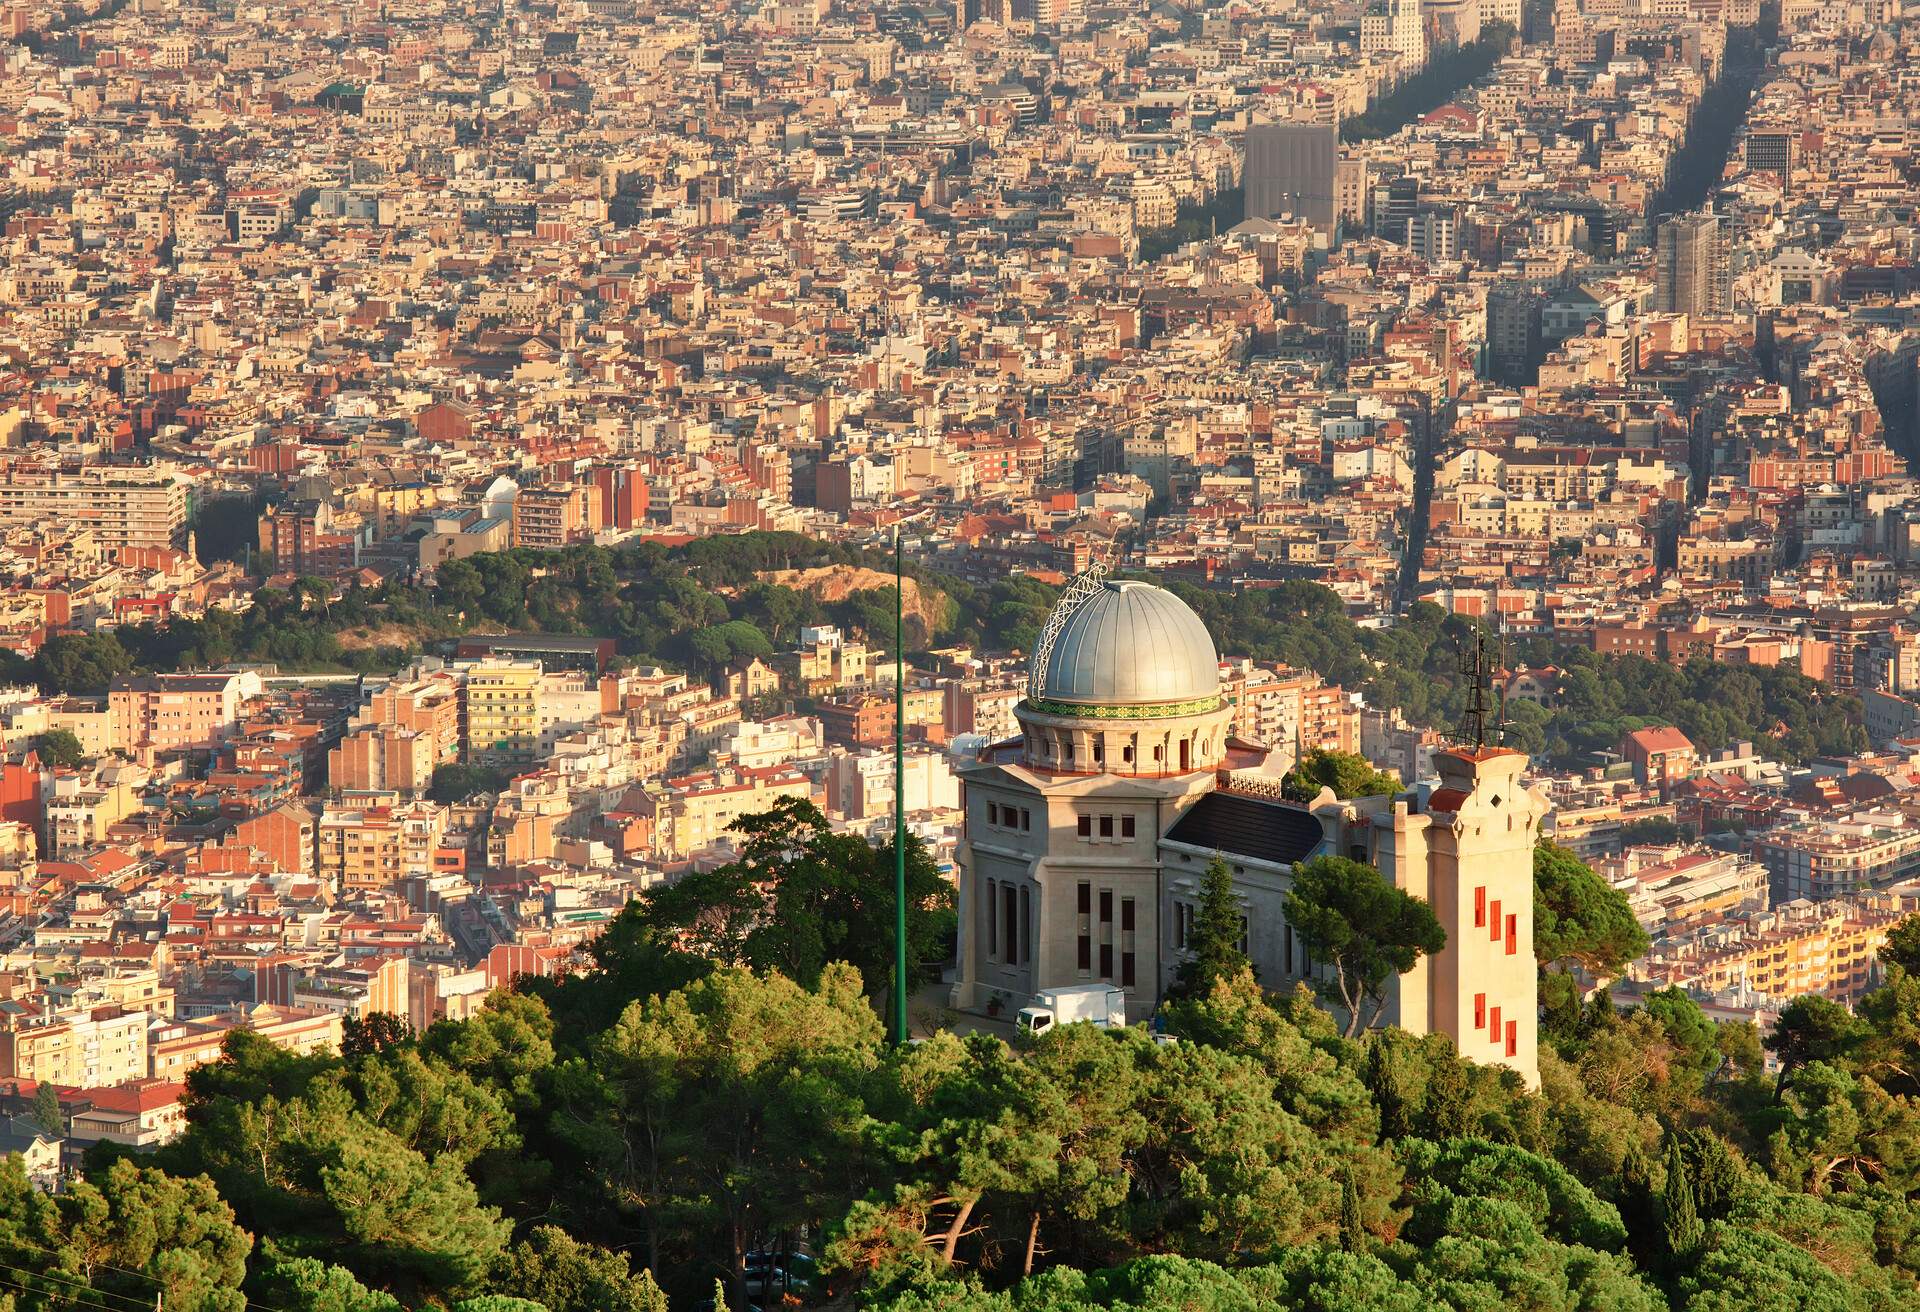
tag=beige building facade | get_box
[954,578,1544,1087]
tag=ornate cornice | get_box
[1024,695,1223,720]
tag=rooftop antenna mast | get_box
[891,518,908,1046]
[1457,629,1498,751]
[1494,629,1510,746]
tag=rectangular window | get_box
[1121,951,1136,987]
[1474,886,1486,928]
[1077,880,1091,971]
[1121,898,1136,932]
[1020,887,1032,966]
[1121,814,1136,838]
[1099,815,1113,839]
[1489,1005,1502,1041]
[1003,884,1018,966]
[1474,992,1486,1029]
[1099,890,1113,924]
[1505,1020,1518,1058]
[1488,899,1502,942]
[987,879,998,958]
[1099,943,1113,977]
[1238,915,1250,956]
[1284,926,1294,976]
[1078,815,1091,838]
[1505,913,1518,956]
[1021,809,1031,832]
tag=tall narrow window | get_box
[1099,889,1113,924]
[987,879,998,958]
[1473,886,1486,928]
[1284,925,1294,976]
[1505,913,1518,956]
[1489,1005,1502,1042]
[1002,884,1018,967]
[1099,815,1113,839]
[1077,882,1092,972]
[1488,900,1502,942]
[1505,1020,1518,1058]
[1020,887,1032,965]
[1121,814,1136,838]
[1120,898,1136,987]
[1474,992,1486,1029]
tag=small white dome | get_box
[1034,580,1220,707]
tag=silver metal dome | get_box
[1033,580,1220,707]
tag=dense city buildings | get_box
[0,0,1915,1296]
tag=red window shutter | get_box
[1488,1005,1501,1040]
[1505,913,1518,956]
[1473,992,1485,1028]
[1505,1020,1518,1058]
[1474,886,1486,928]
[1488,900,1502,941]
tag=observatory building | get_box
[952,575,1544,1086]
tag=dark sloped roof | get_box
[1164,791,1324,867]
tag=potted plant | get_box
[985,992,1006,1018]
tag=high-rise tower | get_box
[1656,212,1731,317]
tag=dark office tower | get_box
[1486,287,1544,383]
[1377,175,1420,243]
[1745,130,1793,186]
[1656,212,1731,317]
[1243,123,1338,231]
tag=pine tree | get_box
[1662,1134,1702,1261]
[1421,1050,1469,1139]
[31,1081,62,1137]
[1541,970,1582,1047]
[1339,1165,1366,1252]
[1171,857,1251,999]
[1581,983,1617,1035]
[1364,1036,1412,1142]
[634,1270,668,1312]
[1682,1128,1742,1222]
[1618,1140,1659,1263]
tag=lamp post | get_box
[892,521,909,1046]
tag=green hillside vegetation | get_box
[0,820,1856,1311]
[30,831,1920,1312]
[9,536,1863,771]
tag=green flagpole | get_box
[893,521,909,1046]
